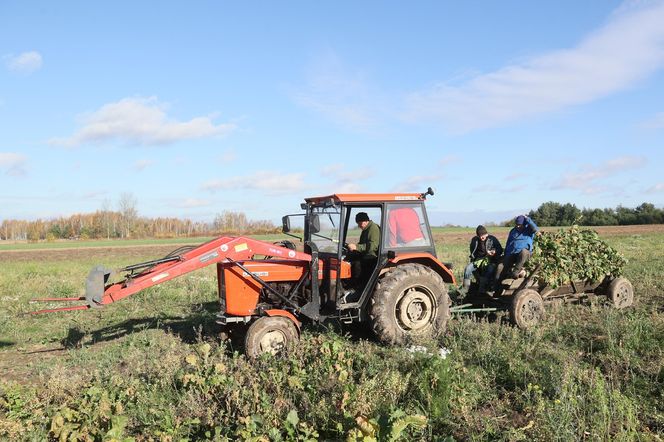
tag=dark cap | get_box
[355,212,370,223]
[476,225,488,236]
[515,215,526,225]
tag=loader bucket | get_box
[85,266,113,307]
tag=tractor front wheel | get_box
[510,289,544,329]
[245,316,298,358]
[607,277,634,309]
[370,263,449,345]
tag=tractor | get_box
[33,188,455,357]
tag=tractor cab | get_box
[282,188,452,323]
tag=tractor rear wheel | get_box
[607,277,633,309]
[245,316,298,358]
[510,289,544,329]
[369,263,449,345]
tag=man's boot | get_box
[478,277,488,293]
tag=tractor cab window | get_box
[384,203,431,249]
[345,207,382,245]
[309,206,342,253]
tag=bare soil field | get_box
[2,225,659,263]
[0,244,188,263]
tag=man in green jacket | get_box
[347,212,380,289]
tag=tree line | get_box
[0,211,279,242]
[0,194,278,242]
[524,202,664,226]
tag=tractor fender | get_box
[264,309,301,331]
[385,253,456,285]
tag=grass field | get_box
[0,226,662,440]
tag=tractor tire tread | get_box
[369,263,449,345]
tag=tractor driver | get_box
[347,212,380,290]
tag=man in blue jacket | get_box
[495,215,540,283]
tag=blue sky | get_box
[1,0,663,226]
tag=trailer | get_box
[454,268,634,328]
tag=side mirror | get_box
[420,187,435,199]
[310,214,320,234]
[282,216,291,233]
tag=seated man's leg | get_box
[346,251,362,287]
[484,263,497,281]
[462,262,476,291]
[496,254,518,282]
[511,249,531,278]
[358,256,378,289]
[349,257,378,288]
[350,260,362,287]
[494,260,505,286]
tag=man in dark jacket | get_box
[496,215,540,283]
[462,225,503,293]
[347,212,380,289]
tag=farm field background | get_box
[0,225,662,440]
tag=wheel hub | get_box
[520,298,542,324]
[397,287,435,331]
[615,284,630,307]
[259,329,287,355]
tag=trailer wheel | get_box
[245,316,298,358]
[607,277,633,309]
[370,263,449,345]
[510,289,544,329]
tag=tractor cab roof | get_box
[305,193,425,205]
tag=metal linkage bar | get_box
[450,303,500,314]
[120,256,182,274]
[30,236,312,314]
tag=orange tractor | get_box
[33,188,455,356]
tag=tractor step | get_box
[338,308,360,324]
[216,313,252,325]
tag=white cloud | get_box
[553,155,646,193]
[333,182,364,193]
[175,198,212,208]
[202,171,307,195]
[292,53,384,130]
[133,159,154,171]
[50,97,236,147]
[646,183,664,193]
[0,152,27,176]
[403,1,664,132]
[5,51,43,74]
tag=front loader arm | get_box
[31,236,311,314]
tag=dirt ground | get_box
[2,225,660,263]
[0,244,187,262]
